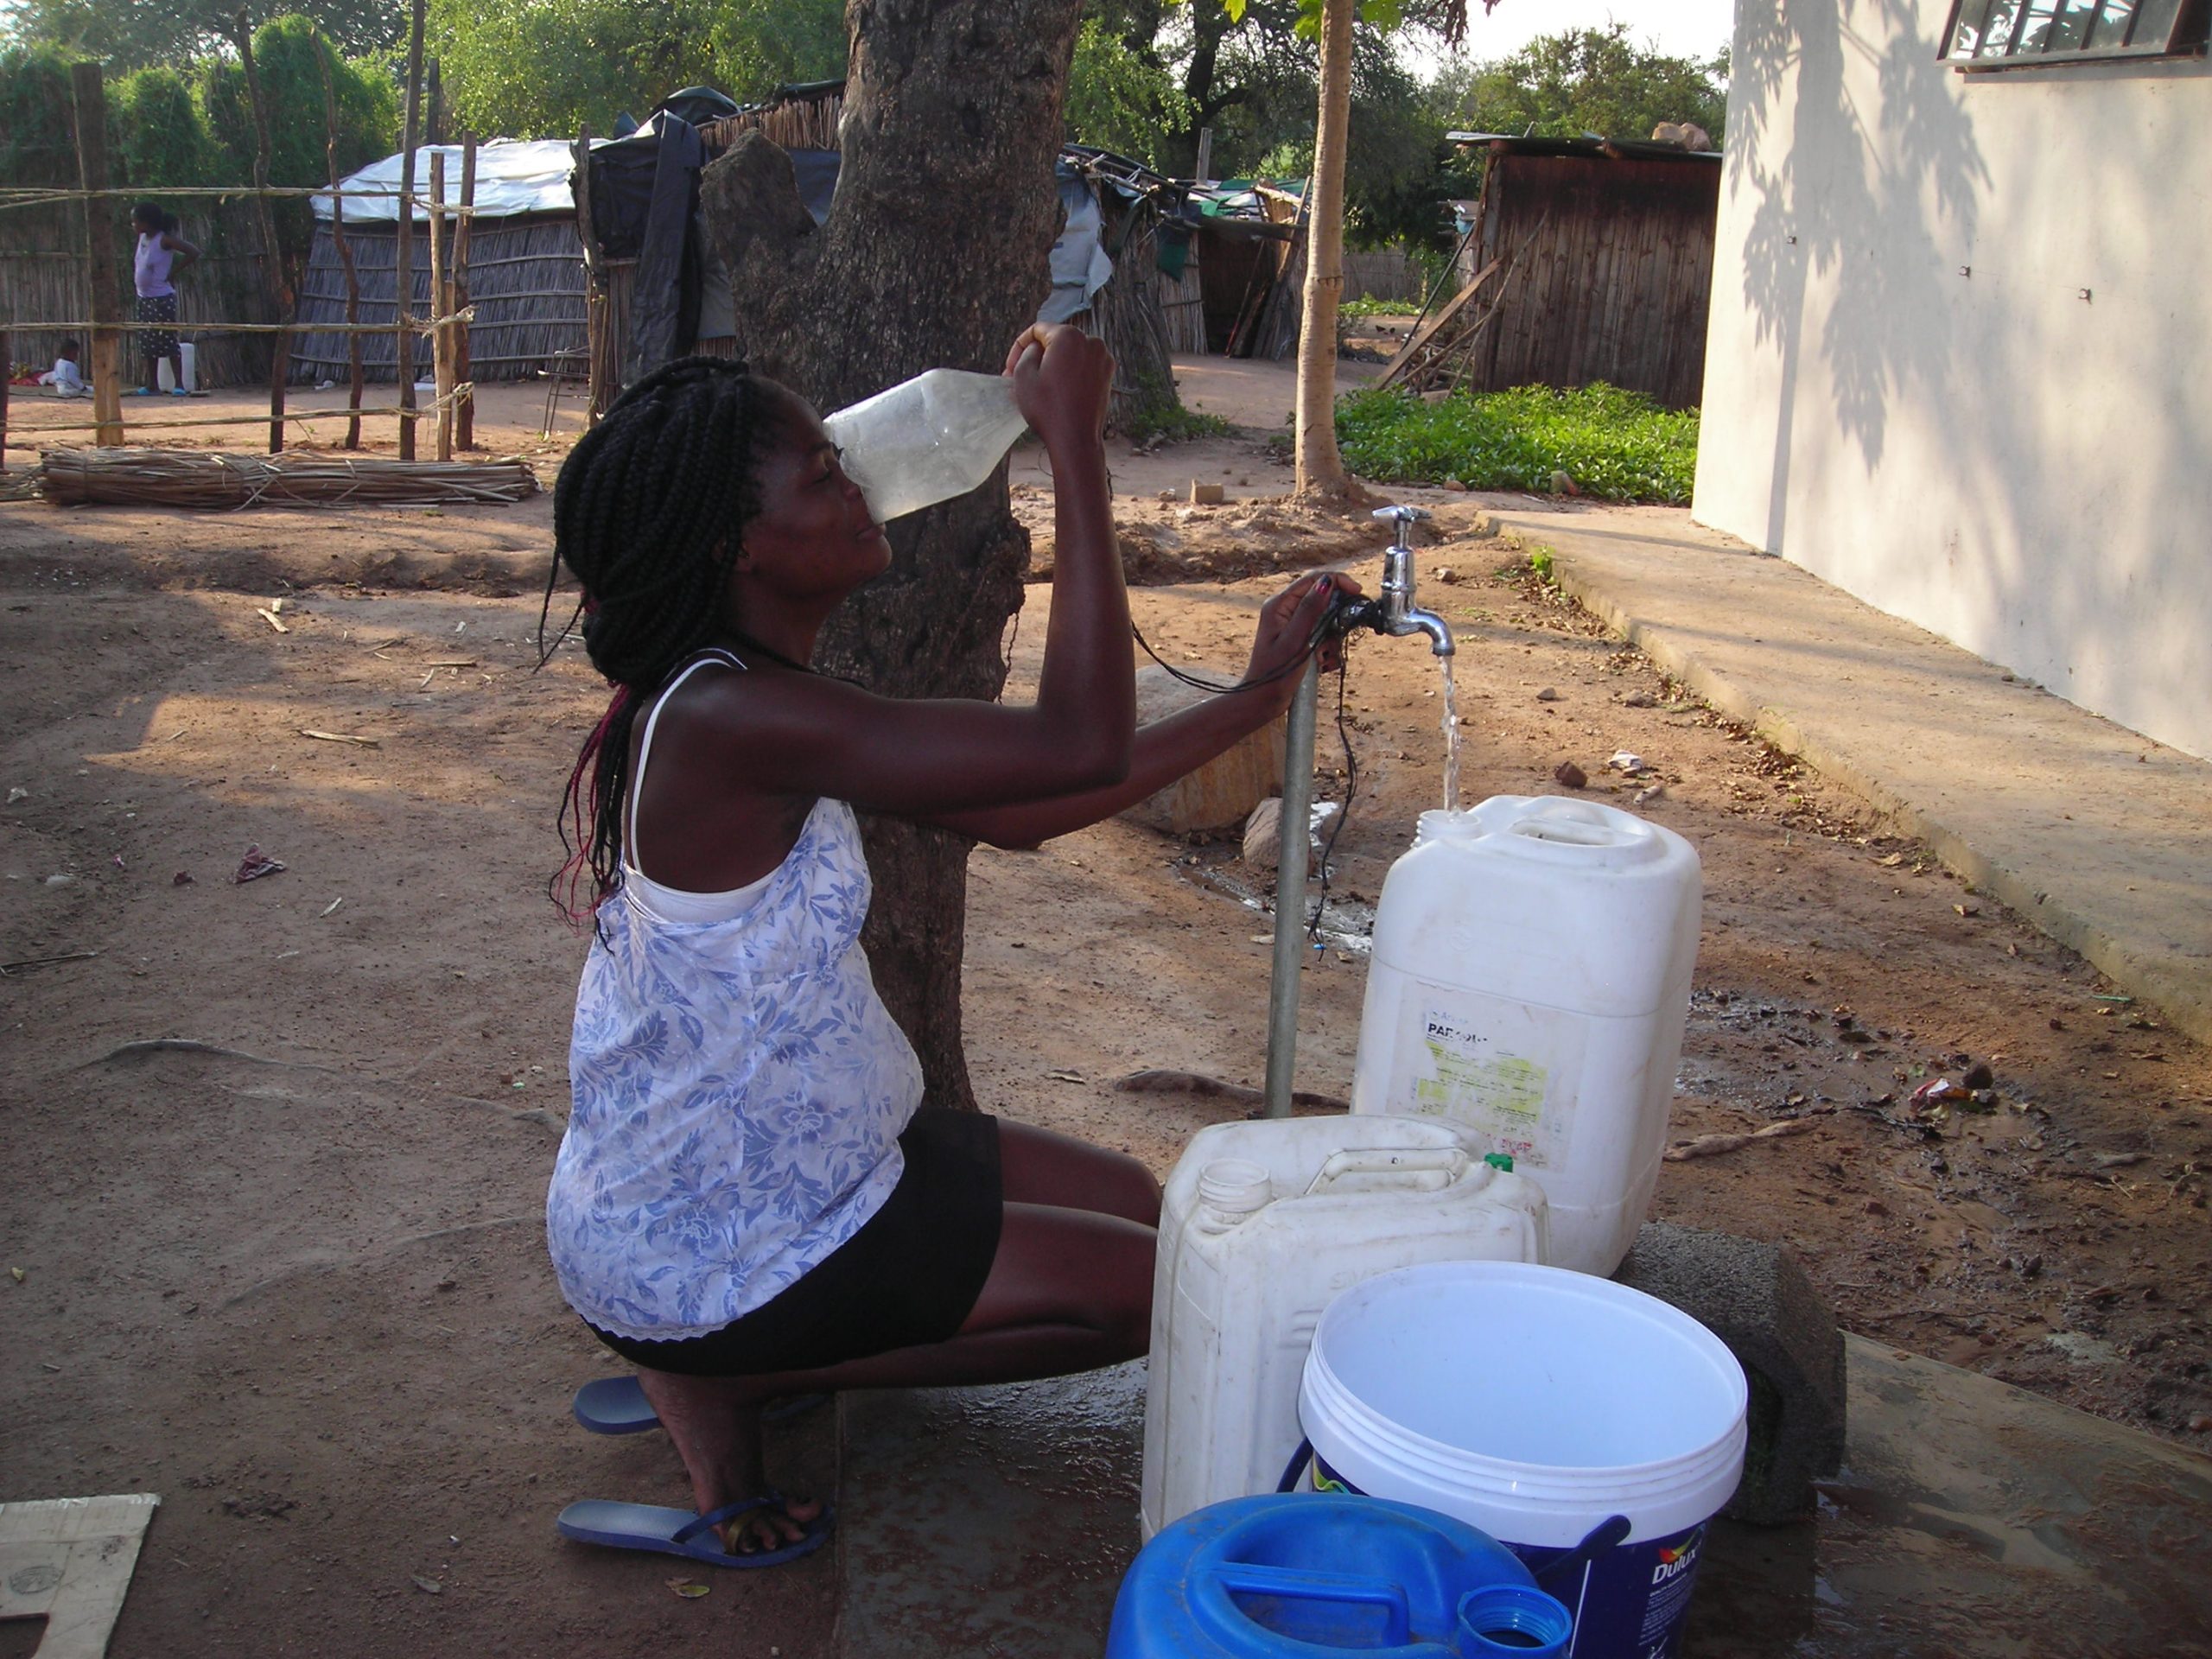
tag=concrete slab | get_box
[834,1363,1145,1659]
[834,1339,2212,1659]
[1486,503,2212,1044]
[1684,1336,2212,1657]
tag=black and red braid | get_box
[536,357,768,923]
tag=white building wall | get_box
[1694,0,2212,759]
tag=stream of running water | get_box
[1440,654,1463,812]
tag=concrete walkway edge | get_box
[1487,505,2212,1047]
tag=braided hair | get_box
[537,355,772,920]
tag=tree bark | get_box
[698,0,1088,1113]
[1293,0,1353,499]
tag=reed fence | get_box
[289,213,585,383]
[1,197,280,385]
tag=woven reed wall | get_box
[289,214,587,383]
[0,198,279,386]
[1341,247,1425,304]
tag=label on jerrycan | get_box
[1381,980,1587,1168]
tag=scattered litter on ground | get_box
[666,1580,710,1599]
[410,1575,442,1595]
[7,787,26,803]
[1608,750,1645,772]
[234,846,286,883]
[320,898,345,918]
[1553,760,1587,789]
[1046,1069,1089,1084]
[300,729,379,748]
[1911,1077,1973,1108]
[173,870,194,886]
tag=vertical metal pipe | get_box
[1262,660,1322,1118]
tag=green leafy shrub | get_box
[111,66,224,188]
[1334,382,1699,504]
[0,43,81,188]
[1125,404,1232,446]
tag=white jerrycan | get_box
[1139,1114,1548,1540]
[1350,796,1701,1276]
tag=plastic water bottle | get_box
[821,368,1028,523]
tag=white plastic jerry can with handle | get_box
[1350,796,1701,1276]
[1139,1114,1548,1541]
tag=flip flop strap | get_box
[672,1491,789,1546]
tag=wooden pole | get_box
[235,11,290,454]
[395,0,426,460]
[0,328,10,474]
[453,133,477,451]
[571,130,603,422]
[69,62,124,448]
[429,150,451,461]
[317,31,364,449]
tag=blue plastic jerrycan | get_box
[1105,1494,1573,1659]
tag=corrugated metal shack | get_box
[1444,132,1719,410]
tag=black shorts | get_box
[587,1108,1003,1377]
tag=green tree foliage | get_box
[1080,0,1465,226]
[429,0,845,142]
[1064,12,1195,168]
[111,65,222,187]
[0,42,80,187]
[200,15,392,187]
[0,0,405,71]
[1444,23,1727,146]
[197,16,394,264]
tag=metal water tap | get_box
[1367,505,1455,657]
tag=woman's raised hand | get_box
[1243,572,1363,702]
[1005,324,1115,453]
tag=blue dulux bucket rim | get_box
[1299,1262,1748,1548]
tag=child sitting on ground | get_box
[38,340,87,397]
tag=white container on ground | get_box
[1350,795,1701,1274]
[1139,1114,1548,1541]
[1300,1261,1747,1659]
[155,341,197,393]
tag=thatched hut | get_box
[290,140,589,385]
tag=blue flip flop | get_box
[571,1375,830,1434]
[556,1493,834,1568]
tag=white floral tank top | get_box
[546,763,923,1342]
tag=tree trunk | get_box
[698,0,1087,1113]
[1293,0,1354,499]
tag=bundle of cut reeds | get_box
[36,447,540,509]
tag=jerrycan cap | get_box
[1483,1152,1515,1173]
[1198,1158,1273,1217]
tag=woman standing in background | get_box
[130,202,199,397]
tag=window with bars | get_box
[1942,0,2209,64]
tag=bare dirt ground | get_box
[2,368,2208,1658]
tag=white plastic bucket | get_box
[1299,1262,1746,1658]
